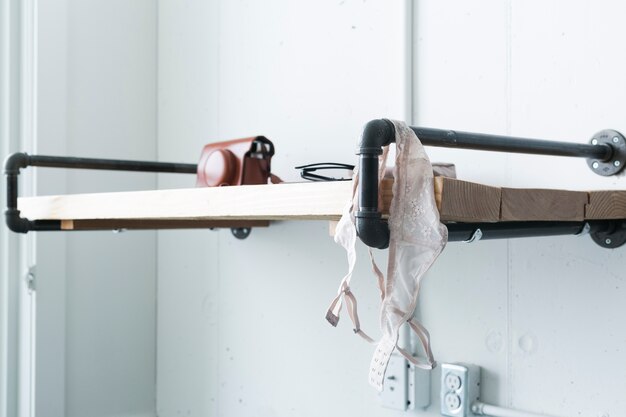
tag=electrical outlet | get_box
[440,363,480,417]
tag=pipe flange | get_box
[231,227,251,239]
[587,130,626,176]
[590,222,626,249]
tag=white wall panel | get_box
[36,1,158,416]
[412,0,510,409]
[156,2,220,416]
[507,2,626,416]
[158,1,626,416]
[413,0,511,185]
[36,0,68,415]
[157,1,407,416]
[508,1,626,191]
[416,1,626,417]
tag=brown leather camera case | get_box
[196,136,276,187]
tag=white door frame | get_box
[0,0,38,416]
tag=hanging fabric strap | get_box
[326,143,390,341]
[326,285,376,343]
[325,196,358,328]
[391,307,436,370]
[368,248,386,301]
[324,183,376,343]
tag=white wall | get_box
[156,1,408,416]
[36,1,158,416]
[23,1,626,417]
[157,1,626,417]
[415,1,626,415]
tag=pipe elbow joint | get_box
[355,214,390,249]
[4,152,30,175]
[5,210,31,234]
[358,119,395,154]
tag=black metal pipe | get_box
[447,221,591,242]
[447,220,626,249]
[4,152,198,233]
[28,155,197,173]
[356,119,623,249]
[355,119,395,249]
[411,127,613,160]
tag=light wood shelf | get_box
[17,178,625,230]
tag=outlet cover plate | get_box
[379,353,408,410]
[440,363,481,417]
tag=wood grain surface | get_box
[60,219,269,230]
[501,188,588,221]
[17,178,626,229]
[435,177,501,222]
[586,191,626,219]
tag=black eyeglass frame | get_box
[295,162,355,182]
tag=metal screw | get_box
[592,162,599,169]
[614,160,621,167]
[613,136,620,143]
[591,139,598,145]
[605,238,612,245]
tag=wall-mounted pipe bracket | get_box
[3,152,232,234]
[231,227,251,239]
[590,220,626,248]
[4,152,62,233]
[587,129,626,176]
[4,152,262,237]
[356,119,626,250]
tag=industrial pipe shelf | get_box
[355,119,626,249]
[10,175,626,248]
[5,119,626,248]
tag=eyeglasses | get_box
[295,162,355,182]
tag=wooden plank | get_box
[60,219,269,230]
[501,188,587,221]
[328,221,339,236]
[19,181,356,222]
[435,177,501,222]
[18,178,626,227]
[380,178,393,214]
[21,180,395,225]
[586,191,626,219]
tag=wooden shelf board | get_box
[18,182,357,224]
[17,178,626,231]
